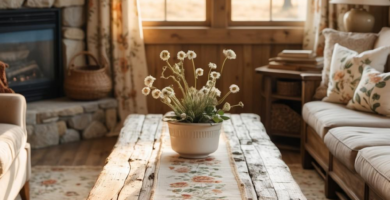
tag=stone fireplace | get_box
[1,0,119,149]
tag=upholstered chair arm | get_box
[301,73,322,105]
[0,94,26,130]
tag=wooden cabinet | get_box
[256,66,321,151]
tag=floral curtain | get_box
[303,0,349,56]
[87,0,149,122]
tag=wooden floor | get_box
[31,136,300,166]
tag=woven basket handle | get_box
[68,51,104,75]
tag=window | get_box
[139,0,306,27]
[139,0,209,26]
[230,0,307,22]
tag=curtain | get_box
[303,0,349,56]
[87,0,149,123]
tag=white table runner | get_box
[153,130,246,200]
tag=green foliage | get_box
[372,103,381,113]
[376,82,386,88]
[344,62,353,69]
[355,93,361,104]
[372,93,381,101]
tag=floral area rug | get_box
[15,166,101,200]
[15,164,328,200]
[288,164,331,200]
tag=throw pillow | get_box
[375,27,390,49]
[313,28,377,100]
[347,67,390,116]
[323,44,390,104]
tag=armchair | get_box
[0,94,30,200]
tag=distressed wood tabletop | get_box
[87,113,305,200]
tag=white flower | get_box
[162,87,175,97]
[206,80,214,88]
[211,87,221,97]
[187,50,197,60]
[188,87,197,94]
[238,101,244,107]
[177,51,187,60]
[223,102,231,111]
[210,72,221,79]
[151,89,161,99]
[229,84,240,93]
[160,50,170,61]
[223,49,236,59]
[208,62,217,69]
[180,113,187,120]
[174,64,181,73]
[199,86,209,94]
[144,75,156,87]
[142,87,151,95]
[163,97,171,104]
[195,68,204,76]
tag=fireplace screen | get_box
[0,9,62,101]
[1,29,55,86]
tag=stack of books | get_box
[268,50,323,71]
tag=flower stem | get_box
[192,59,196,89]
[161,66,185,97]
[220,57,228,75]
[217,91,231,105]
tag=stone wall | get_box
[0,0,87,71]
[27,98,119,148]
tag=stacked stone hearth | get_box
[27,98,119,148]
[0,0,88,69]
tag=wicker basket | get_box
[271,103,301,133]
[64,51,112,100]
[276,80,301,96]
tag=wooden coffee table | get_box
[87,114,305,200]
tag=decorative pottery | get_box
[167,122,222,158]
[343,8,375,33]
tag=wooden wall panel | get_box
[145,43,301,115]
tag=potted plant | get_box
[142,49,243,158]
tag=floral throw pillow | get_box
[347,67,390,116]
[323,44,390,104]
[313,29,377,100]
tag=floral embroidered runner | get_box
[153,130,245,200]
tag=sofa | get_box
[0,94,30,200]
[301,71,390,199]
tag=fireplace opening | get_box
[0,9,63,102]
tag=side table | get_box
[256,66,321,151]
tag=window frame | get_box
[141,0,212,27]
[226,0,305,27]
[141,0,305,27]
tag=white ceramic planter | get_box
[167,122,222,158]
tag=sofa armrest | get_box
[0,94,26,130]
[301,73,322,105]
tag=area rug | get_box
[16,164,329,200]
[16,166,101,200]
[288,164,331,200]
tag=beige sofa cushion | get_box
[355,146,390,200]
[302,101,390,138]
[0,124,26,177]
[325,127,390,172]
